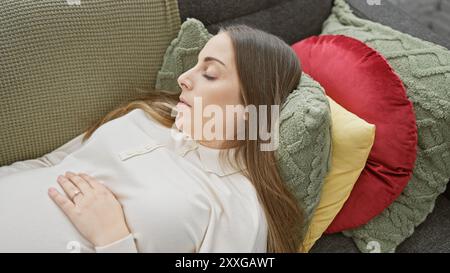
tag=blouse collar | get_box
[170,128,246,177]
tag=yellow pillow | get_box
[299,96,376,252]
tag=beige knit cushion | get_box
[0,0,181,166]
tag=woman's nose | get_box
[177,74,193,91]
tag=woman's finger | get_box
[78,173,105,191]
[64,171,92,195]
[48,187,76,218]
[57,175,82,201]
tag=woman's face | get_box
[176,32,245,144]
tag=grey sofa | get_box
[178,0,450,253]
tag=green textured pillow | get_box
[155,18,332,228]
[0,0,181,166]
[155,18,213,93]
[322,0,450,253]
[278,73,332,227]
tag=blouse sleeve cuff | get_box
[95,233,138,253]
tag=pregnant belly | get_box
[0,145,207,253]
[0,164,96,253]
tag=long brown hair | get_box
[82,25,304,253]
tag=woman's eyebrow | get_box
[203,56,226,68]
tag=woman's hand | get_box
[48,171,131,247]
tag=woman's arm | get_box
[0,133,85,178]
[94,233,138,253]
[48,172,138,253]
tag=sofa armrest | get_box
[346,0,450,49]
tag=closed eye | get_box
[203,74,216,81]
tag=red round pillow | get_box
[291,35,418,233]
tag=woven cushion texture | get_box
[155,18,213,93]
[278,73,332,227]
[155,18,332,228]
[322,0,450,253]
[0,0,181,166]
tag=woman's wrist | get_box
[94,226,131,247]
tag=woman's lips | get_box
[176,96,191,114]
[177,100,191,108]
[179,96,191,107]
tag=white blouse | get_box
[0,109,268,253]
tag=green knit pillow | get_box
[155,18,213,93]
[0,0,181,167]
[322,0,450,253]
[278,73,332,226]
[155,18,332,227]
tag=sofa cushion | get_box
[278,74,332,228]
[0,0,181,166]
[155,18,213,93]
[346,0,450,50]
[292,34,418,233]
[310,195,450,253]
[177,0,333,45]
[321,0,450,253]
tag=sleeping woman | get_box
[0,25,304,253]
